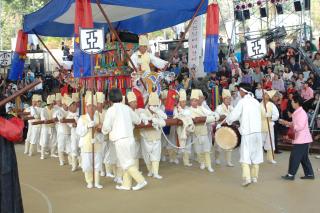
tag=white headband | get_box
[240,87,249,93]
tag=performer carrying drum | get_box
[224,83,263,187]
[214,89,235,167]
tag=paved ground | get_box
[16,144,320,213]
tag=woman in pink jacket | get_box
[279,94,314,180]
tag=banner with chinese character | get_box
[188,16,203,70]
[246,38,267,59]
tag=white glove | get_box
[151,118,160,129]
[216,123,222,129]
[57,114,63,122]
[87,121,95,128]
[91,138,97,144]
[265,112,272,118]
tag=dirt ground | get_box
[15,144,320,213]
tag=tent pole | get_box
[164,0,206,70]
[33,31,62,69]
[95,0,147,91]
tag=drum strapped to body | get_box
[214,125,241,150]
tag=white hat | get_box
[266,90,277,99]
[149,92,160,106]
[85,91,97,106]
[197,89,204,97]
[222,89,231,99]
[72,93,80,103]
[64,96,74,107]
[127,92,137,103]
[139,35,149,46]
[179,89,187,102]
[55,93,62,101]
[32,94,38,102]
[96,92,105,104]
[5,102,13,113]
[190,89,199,100]
[47,95,54,105]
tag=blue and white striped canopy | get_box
[23,0,207,37]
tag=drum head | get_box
[215,126,238,150]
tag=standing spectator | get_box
[182,74,191,93]
[229,77,238,92]
[272,74,285,92]
[252,67,264,86]
[302,65,311,81]
[295,74,304,91]
[301,82,314,101]
[172,54,180,65]
[313,53,320,70]
[255,83,263,102]
[241,70,252,85]
[282,67,293,82]
[280,95,314,181]
[289,58,301,73]
[273,59,284,74]
[217,66,230,79]
[263,75,273,90]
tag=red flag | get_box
[133,87,144,109]
[75,0,94,34]
[15,30,28,55]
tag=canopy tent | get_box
[23,0,208,37]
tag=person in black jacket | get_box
[0,95,24,213]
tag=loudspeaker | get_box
[243,10,250,20]
[260,7,267,18]
[294,1,302,11]
[234,10,244,21]
[276,4,283,14]
[304,0,310,10]
[118,32,139,43]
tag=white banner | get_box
[246,38,267,59]
[188,16,203,75]
[80,28,105,54]
[0,51,12,67]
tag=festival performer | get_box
[51,93,63,156]
[127,91,143,170]
[66,95,80,172]
[173,89,195,167]
[76,92,104,189]
[102,88,147,191]
[160,89,169,162]
[39,95,57,160]
[53,95,71,166]
[24,101,32,155]
[225,83,263,186]
[164,89,180,164]
[190,89,219,173]
[130,35,168,78]
[215,89,234,167]
[140,92,167,179]
[260,90,279,164]
[28,95,42,157]
[95,92,107,176]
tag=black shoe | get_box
[275,150,282,154]
[300,175,315,180]
[281,174,295,180]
